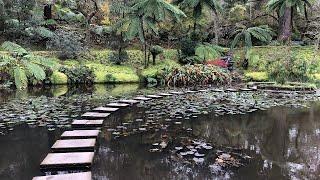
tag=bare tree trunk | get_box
[278,7,292,43]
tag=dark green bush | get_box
[109,50,129,65]
[59,65,94,84]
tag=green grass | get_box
[244,71,269,82]
[141,59,180,78]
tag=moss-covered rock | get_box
[141,60,180,79]
[50,71,68,84]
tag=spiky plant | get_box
[231,24,274,59]
[0,41,57,89]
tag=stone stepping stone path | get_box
[61,130,100,139]
[51,139,96,152]
[34,90,211,179]
[186,90,198,93]
[40,152,94,169]
[134,96,152,101]
[118,99,140,104]
[32,172,91,180]
[106,102,130,107]
[81,112,110,119]
[92,107,119,112]
[72,120,104,128]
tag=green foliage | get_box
[0,41,56,89]
[244,71,269,82]
[47,30,88,60]
[50,71,68,84]
[195,43,225,61]
[157,64,231,86]
[141,59,180,79]
[229,5,247,22]
[231,24,274,58]
[150,45,164,56]
[109,50,129,65]
[59,65,95,84]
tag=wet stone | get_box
[61,130,100,139]
[146,95,163,99]
[72,120,104,128]
[81,112,110,119]
[92,107,119,112]
[134,97,152,101]
[118,99,140,104]
[106,103,130,107]
[40,152,94,169]
[51,139,96,152]
[32,172,92,180]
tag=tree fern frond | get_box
[13,67,28,89]
[24,62,46,81]
[1,41,28,56]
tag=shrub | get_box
[157,64,232,86]
[50,71,68,84]
[59,65,95,84]
[109,50,129,65]
[150,45,164,65]
[47,30,87,60]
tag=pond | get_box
[0,84,319,180]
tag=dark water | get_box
[0,84,319,180]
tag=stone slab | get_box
[106,103,130,107]
[158,93,173,96]
[186,90,197,93]
[72,120,104,128]
[33,172,92,180]
[81,112,110,119]
[92,107,119,112]
[118,99,140,104]
[61,130,100,139]
[170,91,184,95]
[134,96,152,101]
[146,95,163,99]
[51,139,96,152]
[40,152,94,169]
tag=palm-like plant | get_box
[174,0,222,42]
[231,24,274,67]
[0,41,57,89]
[116,0,186,67]
[267,0,313,42]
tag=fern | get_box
[25,62,46,81]
[1,41,28,56]
[13,67,28,89]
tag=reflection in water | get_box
[0,85,319,180]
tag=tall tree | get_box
[267,0,312,43]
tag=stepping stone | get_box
[198,89,209,92]
[40,152,94,169]
[52,139,96,152]
[146,95,163,99]
[81,112,110,119]
[240,88,253,91]
[212,89,224,92]
[92,107,119,112]
[61,130,100,139]
[72,120,104,128]
[134,96,152,101]
[106,103,130,107]
[186,90,197,93]
[225,88,238,92]
[118,99,140,104]
[170,91,184,95]
[33,172,91,180]
[158,93,173,96]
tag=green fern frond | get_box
[13,67,28,89]
[24,62,46,81]
[1,41,28,56]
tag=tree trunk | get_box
[152,54,156,65]
[44,4,52,20]
[213,12,219,44]
[278,7,292,43]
